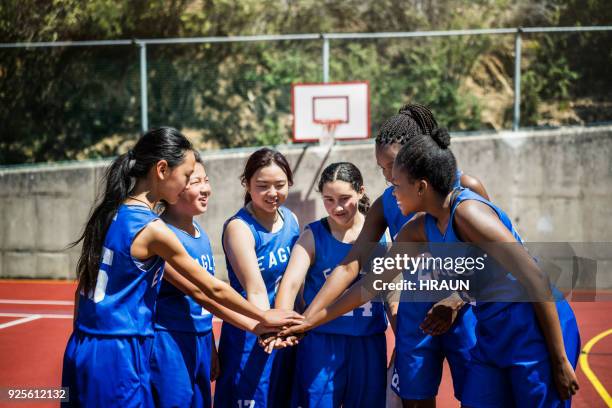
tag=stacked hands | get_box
[256,300,461,354]
[257,330,305,354]
[256,310,311,354]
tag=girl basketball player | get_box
[62,128,302,407]
[292,105,488,407]
[274,162,388,407]
[149,151,218,408]
[283,128,581,407]
[214,148,300,408]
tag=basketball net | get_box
[317,120,341,150]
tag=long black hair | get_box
[376,103,438,147]
[317,162,370,214]
[394,128,457,196]
[240,148,293,206]
[72,127,193,295]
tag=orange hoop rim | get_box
[314,119,343,131]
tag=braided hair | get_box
[375,103,438,147]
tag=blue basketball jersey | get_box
[154,221,215,334]
[383,169,462,240]
[424,188,581,407]
[386,170,476,402]
[303,219,387,336]
[215,206,300,408]
[424,187,527,319]
[75,204,165,336]
[381,186,415,240]
[224,206,300,304]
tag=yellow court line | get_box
[579,328,612,407]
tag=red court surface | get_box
[0,279,610,407]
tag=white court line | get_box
[0,314,42,330]
[0,312,72,319]
[0,299,221,323]
[0,302,222,323]
[0,312,219,322]
[0,299,73,305]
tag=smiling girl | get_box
[150,151,218,407]
[274,162,388,408]
[214,148,301,408]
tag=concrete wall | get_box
[1,125,611,284]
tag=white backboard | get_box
[292,81,370,142]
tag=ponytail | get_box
[376,103,438,147]
[72,153,133,295]
[395,130,457,196]
[71,127,193,295]
[358,193,371,214]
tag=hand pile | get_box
[255,310,313,354]
[257,330,304,354]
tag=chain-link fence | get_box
[1,26,611,164]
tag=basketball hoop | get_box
[292,81,370,143]
[315,119,342,149]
